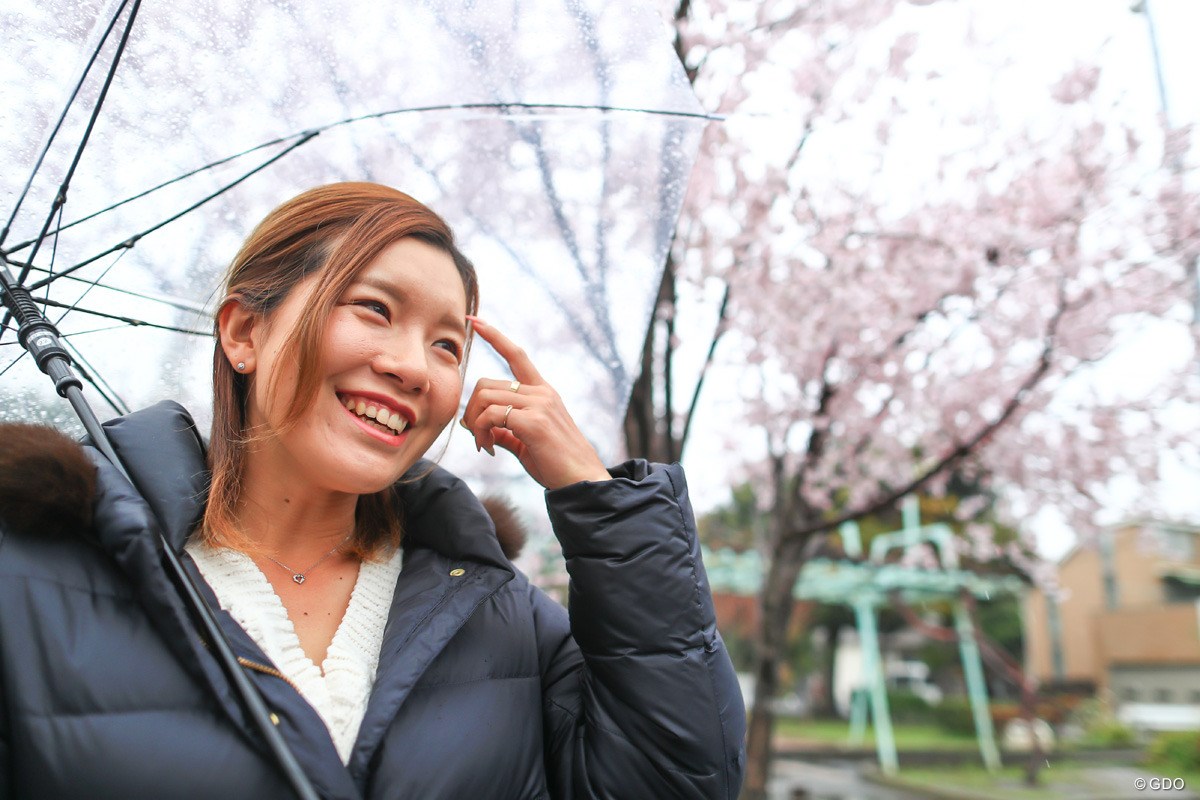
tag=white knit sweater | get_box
[185,541,403,764]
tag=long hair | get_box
[202,182,479,558]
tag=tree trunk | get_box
[1019,671,1043,786]
[621,256,677,463]
[743,535,808,800]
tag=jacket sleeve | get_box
[0,650,9,800]
[536,460,745,799]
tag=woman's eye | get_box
[434,339,462,360]
[353,300,390,319]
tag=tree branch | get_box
[786,294,1066,541]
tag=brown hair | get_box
[202,182,479,558]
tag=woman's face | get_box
[246,237,468,497]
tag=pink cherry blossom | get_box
[643,2,1200,794]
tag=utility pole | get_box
[1137,0,1172,127]
[1136,0,1200,327]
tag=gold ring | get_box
[509,380,521,393]
[502,405,513,428]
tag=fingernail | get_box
[485,445,495,457]
[465,314,486,327]
[476,443,482,453]
[459,417,470,430]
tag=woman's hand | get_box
[459,316,610,490]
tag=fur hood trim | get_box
[479,495,527,561]
[0,422,526,559]
[0,423,96,538]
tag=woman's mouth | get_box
[339,394,409,436]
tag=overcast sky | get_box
[1145,0,1200,126]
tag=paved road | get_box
[769,760,930,800]
[768,760,1200,800]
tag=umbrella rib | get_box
[29,297,209,336]
[48,239,131,333]
[522,123,627,390]
[0,335,130,418]
[573,4,618,294]
[341,100,718,127]
[415,5,630,391]
[409,10,593,362]
[2,135,304,257]
[4,104,715,258]
[0,323,131,344]
[0,350,27,381]
[0,0,134,249]
[5,105,713,262]
[5,262,208,314]
[17,0,144,286]
[401,143,611,368]
[27,131,318,292]
[61,339,130,416]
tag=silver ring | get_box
[502,404,513,428]
[508,380,521,393]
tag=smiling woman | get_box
[218,238,468,536]
[0,183,746,799]
[204,184,480,562]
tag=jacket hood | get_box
[0,416,97,538]
[0,401,525,562]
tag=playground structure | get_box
[702,497,1026,774]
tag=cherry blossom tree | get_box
[627,1,1200,795]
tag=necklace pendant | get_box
[292,574,306,585]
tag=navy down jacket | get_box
[0,402,745,799]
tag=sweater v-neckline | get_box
[186,541,403,762]
[248,555,362,679]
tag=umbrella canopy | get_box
[0,0,705,466]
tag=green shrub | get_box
[887,691,934,724]
[1084,721,1137,748]
[932,698,977,736]
[1067,697,1136,747]
[1147,731,1200,773]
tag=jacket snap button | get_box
[270,713,280,725]
[449,568,465,577]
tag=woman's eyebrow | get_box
[441,311,468,331]
[356,276,405,306]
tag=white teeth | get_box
[343,395,407,434]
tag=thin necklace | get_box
[262,533,354,586]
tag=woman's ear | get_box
[217,296,258,374]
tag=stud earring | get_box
[236,361,246,371]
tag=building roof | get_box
[1053,518,1200,568]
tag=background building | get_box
[1024,521,1200,730]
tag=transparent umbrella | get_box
[0,0,706,467]
[0,2,708,794]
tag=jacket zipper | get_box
[237,655,301,693]
[197,635,302,694]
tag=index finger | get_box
[467,315,544,384]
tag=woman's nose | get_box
[372,336,430,393]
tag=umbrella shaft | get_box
[0,259,132,484]
[0,261,82,397]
